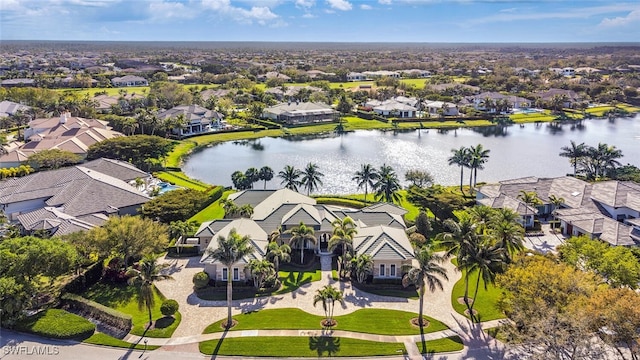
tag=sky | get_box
[1,0,639,43]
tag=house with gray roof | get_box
[0,159,150,236]
[110,75,148,87]
[262,102,338,125]
[195,188,414,280]
[156,104,224,137]
[476,176,640,246]
[0,100,31,118]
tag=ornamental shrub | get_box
[193,271,210,289]
[160,299,179,316]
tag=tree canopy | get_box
[141,188,210,223]
[86,135,174,170]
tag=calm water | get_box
[184,116,640,194]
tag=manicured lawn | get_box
[56,86,151,97]
[189,190,235,224]
[353,286,419,300]
[199,336,406,357]
[82,283,181,338]
[16,309,95,340]
[451,268,505,322]
[154,170,212,191]
[83,332,160,350]
[203,308,448,335]
[165,140,196,168]
[416,336,464,354]
[274,269,322,295]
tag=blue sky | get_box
[1,0,639,42]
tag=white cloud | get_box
[302,12,315,18]
[295,0,315,8]
[201,0,279,23]
[378,0,392,4]
[326,0,352,11]
[148,1,197,21]
[599,10,640,28]
[360,4,372,10]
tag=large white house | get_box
[196,189,414,281]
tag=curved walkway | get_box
[149,253,508,359]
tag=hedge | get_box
[314,197,367,208]
[62,261,104,294]
[372,278,403,285]
[16,309,95,340]
[167,245,200,257]
[60,293,132,333]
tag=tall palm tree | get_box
[559,140,586,176]
[207,228,254,328]
[258,166,274,189]
[313,285,344,327]
[402,246,448,328]
[350,254,373,284]
[374,164,402,203]
[265,241,291,274]
[352,164,379,203]
[595,142,623,178]
[286,222,316,264]
[328,217,358,278]
[548,194,565,223]
[247,259,274,289]
[278,165,302,191]
[517,190,541,230]
[468,144,490,186]
[459,241,504,322]
[127,254,173,327]
[300,162,324,196]
[489,214,524,263]
[448,147,469,195]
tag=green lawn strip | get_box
[203,308,448,335]
[83,332,160,350]
[189,190,235,224]
[450,268,505,322]
[415,336,464,354]
[199,336,406,357]
[165,140,196,168]
[81,283,181,338]
[154,170,212,191]
[274,269,322,295]
[55,86,151,97]
[353,286,419,300]
[15,309,95,340]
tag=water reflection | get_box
[184,116,640,194]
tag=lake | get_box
[183,115,640,194]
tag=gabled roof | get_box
[362,202,408,216]
[281,204,322,226]
[353,225,413,260]
[228,190,277,207]
[17,206,98,236]
[591,181,640,211]
[200,218,268,264]
[81,158,149,182]
[252,188,316,220]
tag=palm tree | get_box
[402,246,448,328]
[517,190,541,230]
[350,254,373,284]
[459,241,504,322]
[352,164,379,203]
[448,147,469,194]
[328,217,358,278]
[220,199,239,218]
[468,144,490,186]
[300,162,324,196]
[207,228,254,328]
[313,285,344,327]
[278,165,302,191]
[559,140,587,176]
[265,241,291,274]
[258,166,274,189]
[247,259,274,289]
[374,164,402,203]
[286,222,316,264]
[244,167,260,189]
[595,143,623,178]
[489,213,524,263]
[127,254,173,327]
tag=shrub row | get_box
[60,293,132,333]
[167,245,201,257]
[16,309,96,340]
[250,118,281,129]
[371,278,404,286]
[314,197,367,209]
[62,261,104,294]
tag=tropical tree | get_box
[548,194,565,222]
[405,169,434,188]
[278,165,302,191]
[127,254,173,327]
[207,229,254,328]
[220,199,239,218]
[559,140,586,176]
[328,217,357,277]
[247,259,275,289]
[286,222,316,264]
[352,164,379,202]
[517,190,541,230]
[350,254,373,284]
[468,144,490,186]
[258,166,274,189]
[300,162,324,195]
[489,210,524,263]
[265,241,291,274]
[374,164,402,203]
[448,146,470,194]
[402,246,448,328]
[313,285,344,327]
[244,167,260,189]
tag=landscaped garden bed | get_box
[16,309,96,340]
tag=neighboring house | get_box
[156,104,224,137]
[461,92,531,112]
[347,72,367,81]
[399,69,431,78]
[0,158,150,235]
[476,176,640,246]
[262,102,338,125]
[535,89,582,108]
[0,113,123,168]
[363,70,400,79]
[0,78,36,87]
[422,100,459,117]
[257,72,291,82]
[93,93,145,112]
[550,67,575,77]
[366,99,416,118]
[196,189,414,280]
[110,75,148,87]
[0,100,31,118]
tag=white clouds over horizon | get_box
[201,0,280,24]
[599,9,640,28]
[326,0,352,11]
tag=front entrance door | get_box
[320,233,329,252]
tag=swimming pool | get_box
[157,182,181,194]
